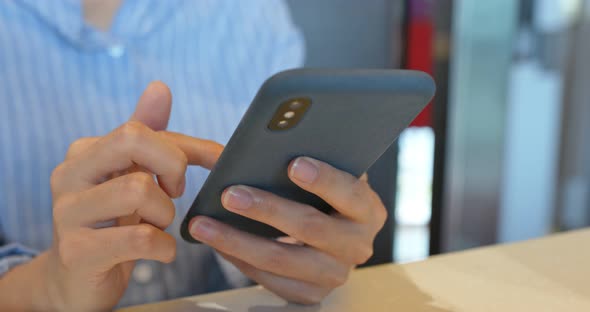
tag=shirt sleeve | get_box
[0,243,38,276]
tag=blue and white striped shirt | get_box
[0,0,303,306]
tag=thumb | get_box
[130,81,172,131]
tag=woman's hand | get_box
[5,82,223,312]
[189,157,387,304]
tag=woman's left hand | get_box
[189,156,387,304]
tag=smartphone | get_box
[181,68,435,243]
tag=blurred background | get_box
[286,0,590,264]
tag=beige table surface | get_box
[119,229,590,312]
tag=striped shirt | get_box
[0,0,303,307]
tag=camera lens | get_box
[268,98,310,131]
[289,100,302,110]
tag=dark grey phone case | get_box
[181,69,435,243]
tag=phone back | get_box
[181,69,435,243]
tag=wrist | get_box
[33,251,60,311]
[37,250,69,312]
[0,251,56,311]
[24,251,60,311]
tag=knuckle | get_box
[216,228,244,252]
[131,224,159,254]
[324,268,349,288]
[350,179,370,204]
[160,199,176,228]
[297,212,326,242]
[214,226,232,247]
[256,194,279,219]
[211,142,224,157]
[365,184,387,222]
[165,195,176,216]
[360,173,369,181]
[66,137,93,158]
[58,234,87,268]
[313,255,350,288]
[52,194,76,222]
[173,152,188,177]
[122,173,154,204]
[297,290,326,305]
[116,121,147,147]
[374,201,388,227]
[318,165,336,189]
[262,244,290,271]
[352,245,374,264]
[164,244,177,263]
[49,163,68,191]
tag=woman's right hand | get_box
[11,82,223,311]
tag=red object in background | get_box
[406,0,434,128]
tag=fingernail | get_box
[223,186,253,211]
[190,218,217,241]
[290,157,319,184]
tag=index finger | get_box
[158,131,223,170]
[60,121,187,197]
[65,132,223,170]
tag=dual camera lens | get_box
[268,98,311,131]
